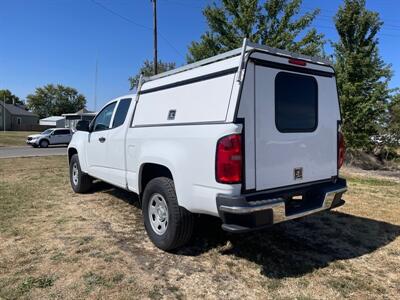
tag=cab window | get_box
[112,98,132,128]
[92,102,117,132]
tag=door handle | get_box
[99,137,106,143]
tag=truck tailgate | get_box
[254,64,339,191]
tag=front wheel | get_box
[39,139,49,148]
[69,154,92,193]
[142,177,194,251]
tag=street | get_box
[0,146,67,159]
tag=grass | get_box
[0,156,399,299]
[18,275,56,292]
[0,131,40,147]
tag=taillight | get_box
[288,58,307,66]
[338,132,345,169]
[216,134,242,184]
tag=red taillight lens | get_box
[288,58,307,66]
[216,134,242,184]
[338,132,345,169]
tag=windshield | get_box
[41,129,53,135]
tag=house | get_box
[62,108,96,130]
[39,116,66,128]
[0,102,39,131]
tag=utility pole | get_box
[3,93,5,132]
[152,0,158,75]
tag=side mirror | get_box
[76,120,90,132]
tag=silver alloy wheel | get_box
[72,163,79,186]
[148,193,169,235]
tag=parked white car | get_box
[27,128,72,148]
[68,40,347,251]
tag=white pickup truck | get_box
[68,40,347,251]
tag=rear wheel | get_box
[69,154,92,193]
[39,139,49,148]
[142,177,194,251]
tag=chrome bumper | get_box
[219,187,346,223]
[217,178,347,232]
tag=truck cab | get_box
[68,40,347,251]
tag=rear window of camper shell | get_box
[275,72,318,133]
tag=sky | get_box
[0,0,399,112]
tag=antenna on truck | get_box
[236,38,248,83]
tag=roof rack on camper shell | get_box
[142,39,332,84]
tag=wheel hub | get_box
[148,193,169,235]
[72,163,79,185]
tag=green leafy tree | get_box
[333,0,393,149]
[0,89,24,105]
[26,84,86,118]
[129,60,176,90]
[187,0,324,62]
[388,93,400,145]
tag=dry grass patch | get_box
[0,156,399,299]
[0,131,39,147]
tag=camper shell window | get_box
[275,72,318,133]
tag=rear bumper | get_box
[216,178,347,233]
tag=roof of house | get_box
[62,108,96,116]
[40,116,65,122]
[76,108,94,114]
[0,102,38,117]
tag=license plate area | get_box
[285,191,324,216]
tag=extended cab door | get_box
[254,62,339,190]
[86,101,117,181]
[104,98,132,188]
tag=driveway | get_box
[0,146,67,159]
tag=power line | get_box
[159,0,205,9]
[90,0,400,47]
[162,0,400,34]
[89,0,184,58]
[301,6,400,31]
[313,22,400,38]
[90,0,150,30]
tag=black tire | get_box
[142,177,194,251]
[39,139,49,148]
[32,144,38,148]
[69,154,92,193]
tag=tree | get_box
[26,84,86,118]
[0,89,24,105]
[187,0,324,62]
[387,93,400,145]
[129,60,176,90]
[333,0,393,149]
